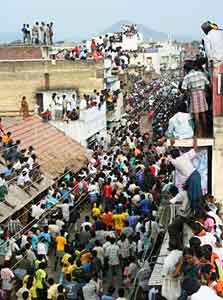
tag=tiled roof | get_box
[6,115,87,177]
[0,116,86,224]
[0,46,42,60]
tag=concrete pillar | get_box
[212,117,223,202]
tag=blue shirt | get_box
[102,295,113,300]
[39,231,51,246]
[31,234,39,250]
[64,281,80,300]
[137,199,151,215]
[125,215,140,228]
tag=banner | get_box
[175,148,208,195]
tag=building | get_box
[0,45,104,116]
[130,41,181,74]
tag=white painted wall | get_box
[50,103,107,147]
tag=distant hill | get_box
[103,20,195,42]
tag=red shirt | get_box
[103,185,113,198]
[149,166,156,176]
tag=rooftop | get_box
[5,115,87,177]
[0,116,87,223]
[0,45,43,60]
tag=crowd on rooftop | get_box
[0,119,43,210]
[21,22,54,45]
[55,36,130,71]
[40,88,123,122]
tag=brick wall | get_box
[0,59,104,113]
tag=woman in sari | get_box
[20,96,29,120]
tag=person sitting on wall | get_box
[165,101,194,140]
[41,109,52,122]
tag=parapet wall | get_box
[0,59,104,113]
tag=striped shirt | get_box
[182,70,209,91]
[8,219,22,236]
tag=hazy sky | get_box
[1,0,223,39]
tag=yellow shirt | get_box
[2,135,10,145]
[47,283,59,300]
[23,275,37,299]
[64,263,77,275]
[92,207,101,218]
[55,236,67,251]
[80,251,92,265]
[113,213,128,231]
[61,253,72,273]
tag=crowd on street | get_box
[0,20,221,300]
[0,68,219,300]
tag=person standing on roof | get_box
[181,61,209,137]
[20,96,29,120]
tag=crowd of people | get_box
[55,37,130,71]
[41,89,122,123]
[21,22,54,45]
[0,69,217,300]
[0,119,43,209]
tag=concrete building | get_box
[0,46,104,115]
[130,42,181,74]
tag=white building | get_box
[130,42,181,74]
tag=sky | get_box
[1,0,223,40]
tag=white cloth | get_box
[162,250,182,300]
[170,149,196,179]
[166,112,194,139]
[191,285,221,300]
[37,242,47,255]
[31,205,44,220]
[204,30,223,62]
[61,203,70,222]
[82,280,99,300]
[169,190,191,217]
[194,232,216,247]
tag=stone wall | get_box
[0,59,104,114]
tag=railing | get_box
[130,195,180,300]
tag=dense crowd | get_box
[55,37,130,71]
[0,70,217,300]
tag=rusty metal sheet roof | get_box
[6,116,87,177]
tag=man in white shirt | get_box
[166,101,194,139]
[81,216,92,231]
[82,276,99,300]
[105,238,120,282]
[60,199,70,223]
[55,96,63,119]
[31,204,45,220]
[182,278,221,300]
